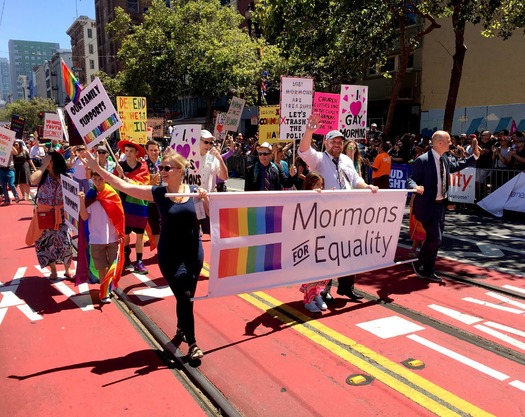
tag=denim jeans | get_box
[0,168,19,203]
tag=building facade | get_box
[94,0,153,76]
[0,58,10,102]
[67,15,99,86]
[8,40,59,100]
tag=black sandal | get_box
[188,344,204,360]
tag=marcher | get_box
[115,140,150,274]
[244,142,297,191]
[70,145,92,192]
[408,130,479,282]
[29,153,73,280]
[83,150,208,360]
[78,171,125,304]
[0,146,21,206]
[365,142,392,189]
[298,173,331,313]
[13,140,35,201]
[298,114,378,302]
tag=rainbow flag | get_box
[61,58,83,104]
[219,206,283,238]
[218,243,282,278]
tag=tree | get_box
[0,97,57,133]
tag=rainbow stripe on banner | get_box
[85,113,119,144]
[218,243,282,278]
[219,206,283,238]
[64,212,79,231]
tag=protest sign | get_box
[169,125,202,186]
[279,76,314,141]
[0,126,16,167]
[43,112,64,141]
[312,93,339,135]
[214,112,227,142]
[449,167,476,204]
[147,117,164,138]
[338,85,368,140]
[10,114,25,139]
[65,77,122,150]
[60,175,80,233]
[223,97,246,133]
[206,189,407,298]
[117,96,148,144]
[258,105,280,143]
[57,109,69,142]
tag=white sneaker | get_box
[314,295,328,310]
[100,297,111,304]
[304,301,321,313]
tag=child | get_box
[299,173,331,313]
[79,171,125,304]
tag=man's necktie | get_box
[440,156,447,197]
[264,166,272,191]
[332,158,346,189]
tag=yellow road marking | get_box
[239,291,494,417]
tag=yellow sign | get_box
[117,96,148,144]
[258,105,280,144]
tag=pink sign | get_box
[338,85,368,140]
[312,93,340,135]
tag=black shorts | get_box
[148,202,161,235]
[125,226,145,235]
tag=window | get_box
[88,44,94,54]
[128,0,139,12]
[87,28,93,38]
[382,57,396,73]
[90,60,95,70]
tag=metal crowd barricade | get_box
[475,167,523,201]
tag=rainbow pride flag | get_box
[219,206,283,238]
[61,58,83,104]
[218,243,282,278]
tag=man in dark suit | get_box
[407,130,479,282]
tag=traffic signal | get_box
[38,111,44,119]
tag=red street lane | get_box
[0,202,209,417]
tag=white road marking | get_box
[0,268,43,324]
[462,297,525,314]
[407,334,510,381]
[427,304,483,325]
[485,292,525,311]
[475,243,504,258]
[356,316,424,339]
[474,324,525,351]
[502,285,525,295]
[509,380,525,391]
[133,286,174,301]
[483,321,525,338]
[132,273,157,287]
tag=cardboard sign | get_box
[223,97,246,133]
[43,112,64,141]
[338,85,368,140]
[258,105,280,143]
[147,117,164,138]
[65,78,122,150]
[117,96,148,144]
[60,174,80,233]
[279,76,314,141]
[169,125,201,186]
[10,114,25,139]
[0,127,16,167]
[214,112,227,142]
[312,92,339,135]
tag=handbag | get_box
[37,209,55,230]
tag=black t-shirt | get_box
[476,139,495,168]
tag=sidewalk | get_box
[0,201,210,417]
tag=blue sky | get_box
[0,0,96,59]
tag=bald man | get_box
[407,130,479,282]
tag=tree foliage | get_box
[0,97,57,132]
[104,0,287,124]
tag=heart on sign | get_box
[344,86,349,90]
[195,160,200,170]
[191,137,196,145]
[343,95,349,102]
[341,124,346,129]
[217,124,223,132]
[191,128,194,132]
[341,108,347,114]
[176,144,190,159]
[192,151,196,156]
[362,121,365,126]
[350,100,362,116]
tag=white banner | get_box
[60,175,80,233]
[57,108,69,142]
[65,78,122,150]
[169,124,201,186]
[222,97,246,133]
[477,172,525,217]
[448,167,476,203]
[43,112,64,141]
[279,76,314,141]
[207,189,407,298]
[0,127,16,168]
[338,85,368,140]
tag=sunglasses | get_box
[258,152,271,156]
[158,165,177,172]
[201,140,214,145]
[97,150,107,154]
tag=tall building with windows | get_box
[0,58,10,102]
[8,40,59,100]
[95,0,153,76]
[67,15,99,86]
